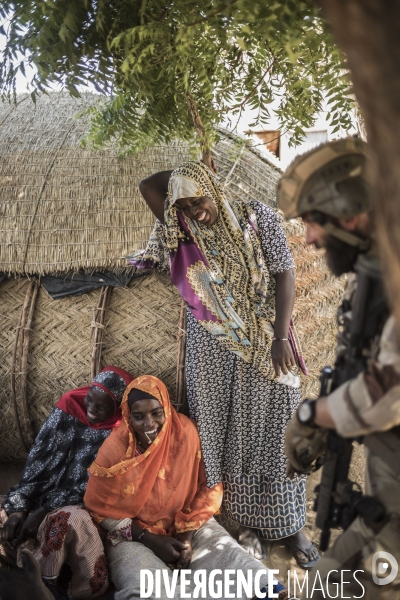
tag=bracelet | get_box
[272,337,288,341]
[137,528,147,543]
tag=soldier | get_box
[278,137,400,598]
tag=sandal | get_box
[284,539,320,571]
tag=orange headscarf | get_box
[84,375,222,535]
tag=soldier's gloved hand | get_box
[285,412,327,478]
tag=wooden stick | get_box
[19,278,39,448]
[96,286,112,375]
[10,297,28,453]
[90,290,102,382]
[94,287,105,377]
[186,91,212,168]
[176,299,188,414]
[90,286,112,381]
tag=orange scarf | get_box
[84,375,222,535]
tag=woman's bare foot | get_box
[237,525,265,560]
[284,529,319,568]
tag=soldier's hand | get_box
[285,414,327,478]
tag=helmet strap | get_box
[322,221,371,251]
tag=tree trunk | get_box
[186,92,213,168]
[317,0,400,332]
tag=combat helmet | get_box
[278,137,371,218]
[277,137,371,249]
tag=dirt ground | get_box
[0,443,366,591]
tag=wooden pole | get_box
[10,300,28,453]
[96,286,112,375]
[19,278,39,448]
[176,299,188,415]
[186,91,212,168]
[90,286,112,381]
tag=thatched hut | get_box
[0,93,343,462]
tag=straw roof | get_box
[0,92,344,461]
[0,92,281,276]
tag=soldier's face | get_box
[302,212,360,275]
[302,214,327,248]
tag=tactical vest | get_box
[335,253,400,473]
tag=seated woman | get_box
[1,365,133,599]
[84,375,287,600]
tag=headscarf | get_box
[131,162,286,379]
[56,366,134,430]
[84,375,223,535]
[127,387,157,409]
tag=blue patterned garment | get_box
[91,370,128,405]
[2,408,110,514]
[223,473,306,540]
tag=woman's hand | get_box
[272,269,295,378]
[144,533,187,566]
[174,530,194,569]
[271,340,296,378]
[2,511,27,541]
[16,507,50,545]
[174,542,192,570]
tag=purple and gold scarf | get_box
[129,161,306,379]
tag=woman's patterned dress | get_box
[1,408,110,598]
[186,201,306,539]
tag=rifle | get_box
[313,255,388,551]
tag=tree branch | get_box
[182,1,239,28]
[186,90,212,167]
[229,49,283,111]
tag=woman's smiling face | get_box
[84,388,115,424]
[175,195,218,226]
[130,398,165,448]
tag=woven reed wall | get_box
[0,92,343,461]
[0,273,182,462]
[284,220,344,398]
[0,239,342,462]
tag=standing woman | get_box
[134,161,318,569]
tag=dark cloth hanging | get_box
[0,269,149,299]
[40,270,136,299]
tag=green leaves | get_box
[0,0,354,151]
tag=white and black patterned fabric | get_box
[92,369,128,404]
[2,408,110,514]
[223,474,306,540]
[186,201,306,540]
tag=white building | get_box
[222,101,358,169]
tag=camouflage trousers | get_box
[299,514,400,600]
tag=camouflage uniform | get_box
[276,138,400,598]
[303,314,400,599]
